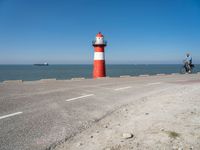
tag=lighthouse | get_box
[92,32,107,78]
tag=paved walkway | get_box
[0,74,200,150]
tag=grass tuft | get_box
[166,131,180,139]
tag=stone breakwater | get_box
[1,72,200,84]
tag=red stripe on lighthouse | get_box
[94,46,104,52]
[93,32,107,78]
[93,60,106,78]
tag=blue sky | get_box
[0,0,200,64]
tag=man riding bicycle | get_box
[184,53,193,73]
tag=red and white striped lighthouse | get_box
[92,32,107,78]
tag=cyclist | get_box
[184,53,193,73]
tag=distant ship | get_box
[34,62,49,66]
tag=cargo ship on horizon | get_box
[33,62,49,66]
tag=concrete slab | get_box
[156,73,166,76]
[39,78,57,82]
[71,77,85,80]
[139,74,149,77]
[3,80,23,84]
[120,75,131,78]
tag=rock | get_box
[190,146,194,150]
[76,142,83,147]
[145,113,149,115]
[123,108,128,112]
[90,135,93,138]
[122,133,134,139]
[103,125,108,128]
[160,128,165,131]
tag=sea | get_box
[0,64,200,82]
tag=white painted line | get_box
[66,94,94,102]
[0,112,23,120]
[175,80,187,82]
[114,86,132,91]
[146,82,161,86]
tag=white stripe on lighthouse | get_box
[94,52,105,60]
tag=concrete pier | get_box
[0,74,200,150]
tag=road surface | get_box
[0,73,200,150]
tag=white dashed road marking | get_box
[146,82,161,86]
[0,112,23,120]
[175,80,187,82]
[114,86,132,91]
[66,94,94,102]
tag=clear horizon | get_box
[0,0,200,64]
[1,63,200,65]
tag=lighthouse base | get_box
[93,60,106,78]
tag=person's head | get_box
[186,53,190,57]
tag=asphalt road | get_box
[0,73,200,150]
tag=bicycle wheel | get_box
[180,67,186,74]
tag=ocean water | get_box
[0,64,200,82]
